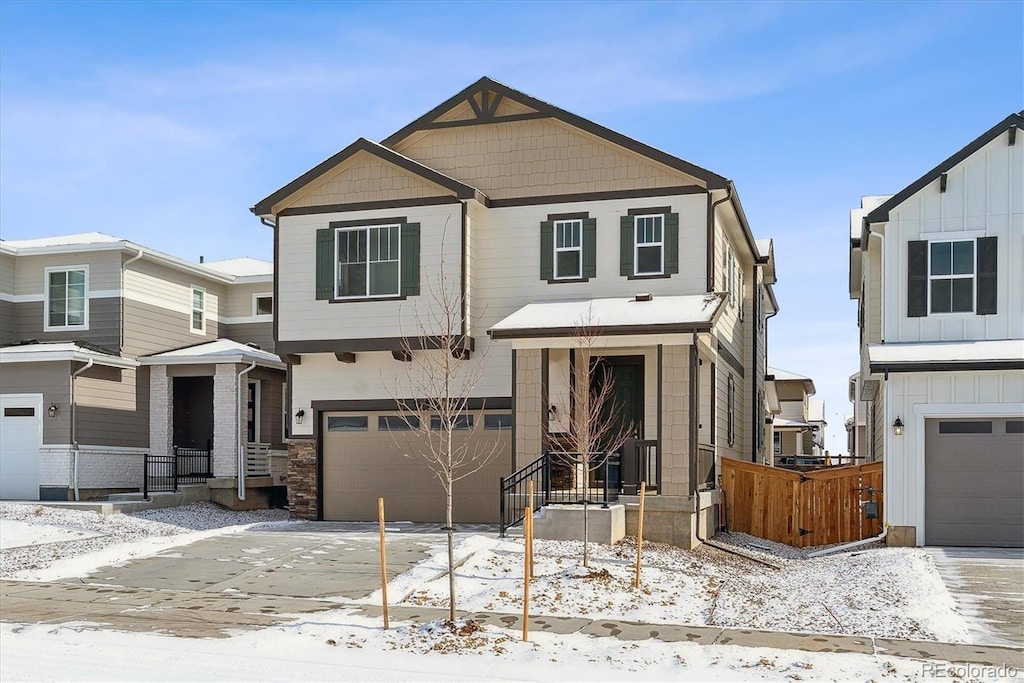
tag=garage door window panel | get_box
[379,415,419,431]
[327,416,368,432]
[484,414,512,430]
[938,420,992,434]
[1007,420,1024,434]
[431,415,473,430]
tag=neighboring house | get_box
[846,372,868,462]
[252,77,779,547]
[0,233,286,505]
[850,112,1024,548]
[766,367,822,467]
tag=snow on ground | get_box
[377,534,972,643]
[0,502,291,579]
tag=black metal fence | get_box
[621,438,659,494]
[143,442,213,499]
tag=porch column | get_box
[149,365,173,458]
[513,349,543,463]
[660,344,692,496]
[212,364,239,478]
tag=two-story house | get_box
[0,233,287,505]
[253,77,779,547]
[766,367,823,467]
[850,112,1024,548]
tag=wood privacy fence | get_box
[720,459,883,548]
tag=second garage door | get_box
[924,417,1024,547]
[322,411,513,523]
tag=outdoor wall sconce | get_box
[295,409,305,425]
[47,403,58,418]
[548,405,558,419]
[893,416,904,436]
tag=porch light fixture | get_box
[295,409,305,425]
[892,416,904,436]
[548,405,558,419]
[47,403,58,418]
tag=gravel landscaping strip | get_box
[0,502,290,577]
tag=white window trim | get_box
[43,265,90,332]
[190,285,206,335]
[773,430,782,454]
[333,225,402,300]
[252,292,273,319]
[927,238,976,315]
[633,214,664,276]
[553,219,583,280]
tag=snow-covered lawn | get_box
[0,503,992,681]
[381,534,972,643]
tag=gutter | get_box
[70,358,95,501]
[236,361,257,501]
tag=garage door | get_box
[925,417,1024,547]
[322,411,513,523]
[0,394,43,501]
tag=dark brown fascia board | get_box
[488,321,713,341]
[279,195,460,217]
[251,137,487,216]
[381,77,730,190]
[312,397,512,412]
[870,360,1024,374]
[724,182,761,263]
[864,111,1024,226]
[716,339,745,378]
[490,185,705,208]
[276,336,475,355]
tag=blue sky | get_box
[2,0,1021,452]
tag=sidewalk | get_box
[3,578,1021,669]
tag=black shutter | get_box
[620,216,633,277]
[907,240,928,317]
[976,236,997,315]
[315,228,334,300]
[664,212,679,275]
[582,218,597,279]
[400,223,420,297]
[539,221,554,281]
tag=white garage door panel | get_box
[925,417,1024,548]
[0,395,43,501]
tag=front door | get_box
[591,357,643,490]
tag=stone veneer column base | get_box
[288,439,318,520]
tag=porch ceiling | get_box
[488,293,724,346]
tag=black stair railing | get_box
[143,440,213,500]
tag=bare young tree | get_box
[387,225,502,622]
[546,315,635,567]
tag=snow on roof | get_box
[767,367,811,382]
[140,339,284,368]
[868,339,1024,366]
[807,399,826,423]
[850,196,892,240]
[202,257,273,277]
[0,342,138,368]
[1,232,125,249]
[773,417,810,429]
[489,294,724,339]
[755,238,772,259]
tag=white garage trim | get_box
[908,402,1023,546]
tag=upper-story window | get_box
[634,215,664,275]
[315,220,419,302]
[554,220,583,279]
[336,225,400,298]
[908,236,996,318]
[45,266,88,331]
[253,293,273,317]
[727,374,736,447]
[929,240,974,313]
[191,286,206,333]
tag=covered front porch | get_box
[488,293,725,548]
[140,340,288,509]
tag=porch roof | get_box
[773,417,811,430]
[488,293,725,341]
[139,339,286,369]
[868,339,1024,373]
[0,341,138,368]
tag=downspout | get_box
[120,248,144,352]
[707,186,733,293]
[806,523,889,558]
[70,358,95,501]
[236,360,257,501]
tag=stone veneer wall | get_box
[288,439,317,519]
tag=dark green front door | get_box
[591,356,643,490]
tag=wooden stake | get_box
[378,497,389,630]
[633,481,646,588]
[526,480,535,579]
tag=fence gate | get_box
[720,459,883,548]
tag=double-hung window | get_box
[191,286,205,333]
[634,215,664,275]
[45,266,88,331]
[554,220,583,279]
[336,225,400,298]
[929,240,974,313]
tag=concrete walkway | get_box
[1,526,1021,670]
[925,547,1024,648]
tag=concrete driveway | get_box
[925,547,1024,647]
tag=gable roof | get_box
[252,137,486,216]
[864,111,1023,225]
[139,338,285,369]
[382,77,729,190]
